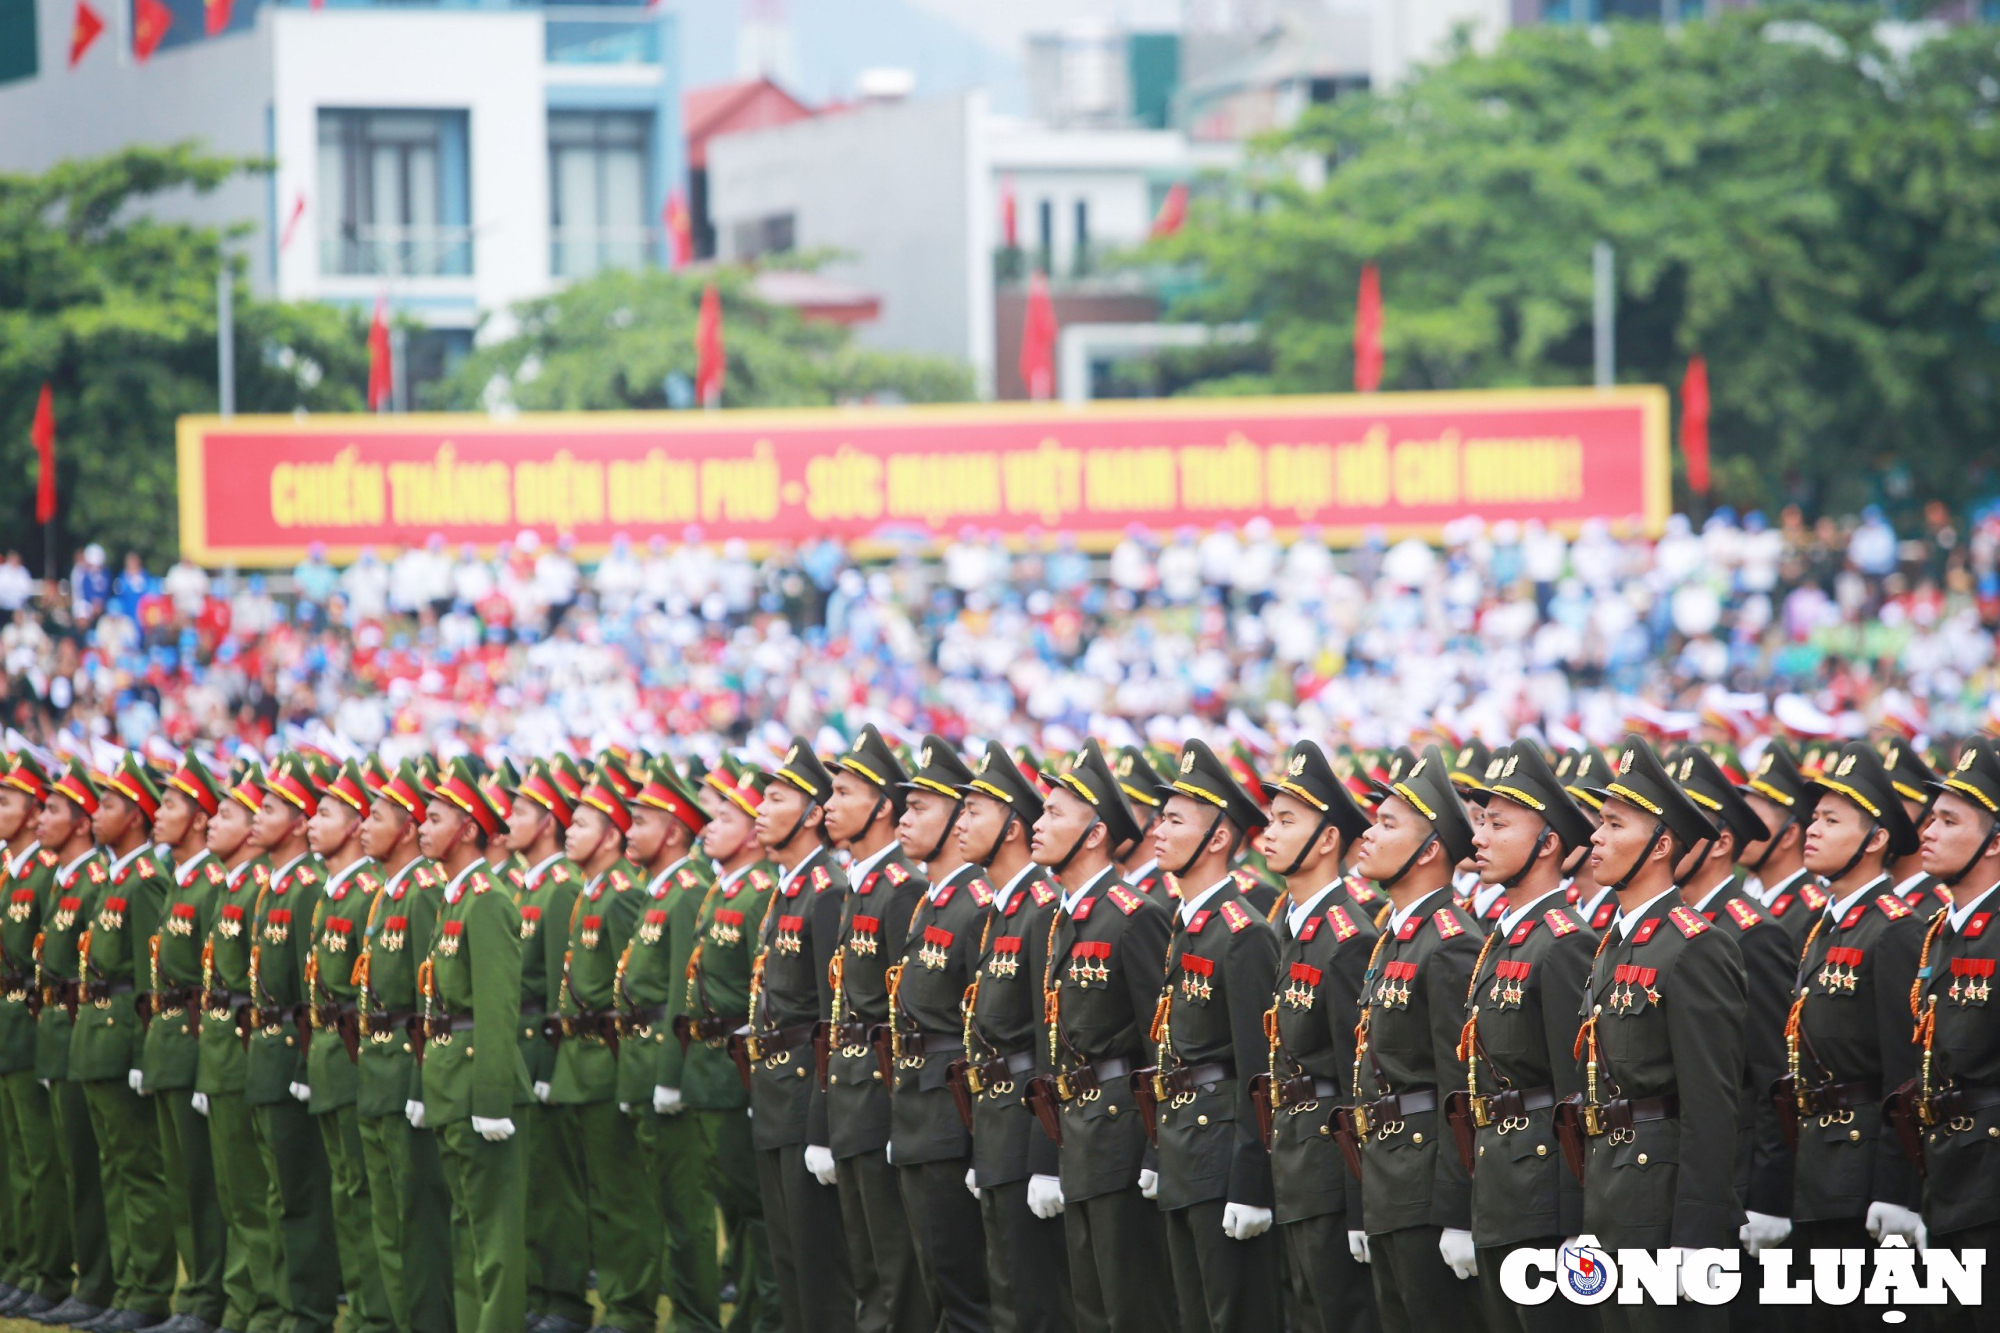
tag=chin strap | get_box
[1605,821,1668,894]
[1052,817,1101,877]
[1171,806,1230,879]
[1748,812,1796,876]
[1377,830,1439,891]
[1824,820,1882,889]
[774,800,817,857]
[1278,811,1333,879]
[1940,815,2000,887]
[917,799,966,866]
[976,809,1018,871]
[1495,824,1557,892]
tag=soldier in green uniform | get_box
[195,767,279,1333]
[139,754,229,1333]
[1252,740,1378,1333]
[1458,741,1598,1333]
[746,738,855,1333]
[245,757,340,1333]
[1142,739,1279,1332]
[354,761,454,1333]
[1880,741,1945,914]
[300,761,393,1333]
[554,769,659,1333]
[956,741,1072,1333]
[884,738,992,1330]
[1734,741,1826,951]
[1031,738,1174,1333]
[1344,745,1484,1333]
[1575,739,1747,1333]
[620,757,719,1333]
[681,758,779,1333]
[1111,747,1167,908]
[413,759,531,1333]
[821,726,933,1333]
[505,757,591,1333]
[0,754,67,1320]
[1559,749,1621,934]
[72,755,177,1332]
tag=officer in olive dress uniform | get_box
[1033,739,1175,1333]
[1734,741,1827,952]
[1111,748,1167,908]
[413,759,532,1333]
[957,742,1072,1333]
[1877,742,1946,915]
[1575,739,1747,1333]
[1252,740,1379,1333]
[1458,741,1598,1333]
[1344,745,1484,1333]
[746,738,855,1333]
[1559,749,1621,934]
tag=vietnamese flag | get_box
[367,297,393,411]
[664,190,692,271]
[695,283,725,408]
[31,384,56,526]
[205,0,233,37]
[1681,356,1711,496]
[1149,183,1188,240]
[133,0,172,60]
[1354,261,1383,393]
[1018,270,1057,401]
[69,1,104,65]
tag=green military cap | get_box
[1367,746,1421,802]
[637,755,708,832]
[1379,744,1477,863]
[1582,736,1717,849]
[961,741,1045,823]
[227,759,267,811]
[1114,745,1167,810]
[1053,738,1144,847]
[1261,740,1372,843]
[2,750,51,803]
[103,751,163,820]
[1878,738,1938,810]
[1797,739,1833,781]
[1738,740,1812,814]
[771,735,836,806]
[1562,746,1612,812]
[833,723,908,793]
[1011,745,1050,796]
[683,754,710,787]
[1805,741,1920,858]
[902,735,974,798]
[1476,740,1597,851]
[1447,739,1493,794]
[52,757,101,814]
[487,756,523,795]
[433,756,506,839]
[1935,739,2000,820]
[1166,738,1266,832]
[703,754,770,818]
[1671,745,1770,847]
[411,753,442,796]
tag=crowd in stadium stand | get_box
[2,498,1996,764]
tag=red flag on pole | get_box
[31,384,56,526]
[132,0,171,60]
[1354,262,1383,393]
[664,191,693,271]
[367,297,393,412]
[1018,270,1057,401]
[1149,183,1188,240]
[696,284,726,408]
[204,0,232,36]
[69,1,103,65]
[1681,356,1711,496]
[999,177,1017,250]
[279,193,307,251]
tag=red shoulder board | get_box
[749,868,773,890]
[1509,918,1538,946]
[1231,867,1258,891]
[1071,896,1096,922]
[253,864,271,886]
[1188,910,1212,935]
[933,882,956,908]
[968,879,994,907]
[205,861,226,884]
[1107,885,1144,916]
[1346,876,1379,904]
[1221,900,1254,932]
[1668,906,1708,938]
[295,865,318,886]
[1431,909,1465,940]
[1329,906,1358,941]
[1877,894,1912,920]
[137,856,157,879]
[1564,882,1581,904]
[885,863,909,886]
[678,869,700,889]
[1967,913,1992,939]
[35,849,56,867]
[1544,910,1578,937]
[270,872,287,895]
[549,864,570,884]
[811,866,831,892]
[87,862,106,883]
[1726,900,1763,930]
[609,870,631,892]
[1591,902,1615,929]
[1632,918,1662,944]
[1771,894,1795,918]
[112,865,129,886]
[1297,914,1322,941]
[1030,880,1056,907]
[1798,883,1829,911]
[1396,915,1420,941]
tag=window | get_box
[318,110,471,277]
[1037,199,1054,273]
[1073,199,1091,276]
[730,213,795,260]
[549,111,651,277]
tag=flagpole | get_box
[1593,241,1615,390]
[217,264,236,418]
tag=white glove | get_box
[190,1092,209,1117]
[533,1081,551,1104]
[471,1115,516,1142]
[1138,1168,1158,1199]
[405,1099,426,1128]
[1440,1227,1478,1279]
[1222,1203,1273,1241]
[1865,1200,1923,1244]
[127,1068,144,1093]
[1027,1173,1065,1219]
[804,1144,837,1186]
[37,1078,48,1089]
[1348,1230,1371,1264]
[618,1103,630,1114]
[653,1085,683,1115]
[1739,1211,1792,1255]
[885,1142,894,1165]
[964,1167,981,1200]
[289,1082,311,1103]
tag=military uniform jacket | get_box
[1046,867,1173,1203]
[514,853,580,1084]
[1789,883,1923,1221]
[966,865,1062,1187]
[681,861,775,1111]
[748,845,845,1151]
[420,860,531,1125]
[34,849,103,1081]
[1758,869,1828,954]
[887,863,993,1166]
[1462,893,1596,1246]
[0,842,57,1076]
[1579,892,1745,1249]
[197,856,270,1097]
[1267,885,1376,1227]
[1693,883,1795,1218]
[140,850,226,1092]
[306,858,382,1113]
[827,844,928,1159]
[1156,879,1278,1211]
[1127,862,1168,911]
[1355,887,1484,1236]
[355,857,440,1118]
[1915,891,2000,1233]
[245,854,325,1106]
[1895,872,1950,915]
[551,860,641,1104]
[71,845,171,1082]
[615,855,715,1107]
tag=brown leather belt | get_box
[1924,1084,2000,1124]
[201,988,248,1012]
[886,1031,962,1061]
[683,1016,734,1043]
[1795,1079,1879,1116]
[745,1022,817,1053]
[1056,1056,1134,1102]
[83,978,136,999]
[620,1003,669,1034]
[1475,1086,1558,1125]
[427,1014,478,1037]
[1361,1087,1438,1125]
[972,1049,1039,1089]
[149,985,197,1012]
[1276,1075,1342,1106]
[827,1020,871,1048]
[361,1010,420,1037]
[1585,1093,1679,1136]
[1156,1061,1236,1096]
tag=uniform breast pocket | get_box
[1177,956,1217,1005]
[1066,942,1111,989]
[1599,1122,1678,1228]
[1374,961,1417,1010]
[1946,958,1994,1008]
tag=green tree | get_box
[1154,6,2000,514]
[0,144,370,569]
[425,265,972,412]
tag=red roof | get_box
[685,78,815,168]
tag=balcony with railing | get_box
[323,225,476,278]
[551,226,658,278]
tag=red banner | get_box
[176,389,1669,566]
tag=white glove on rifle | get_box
[1222,1204,1273,1241]
[1138,1168,1158,1199]
[1439,1227,1478,1279]
[1027,1174,1065,1219]
[654,1085,683,1115]
[1348,1231,1371,1264]
[471,1116,515,1142]
[1739,1212,1791,1255]
[804,1144,837,1186]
